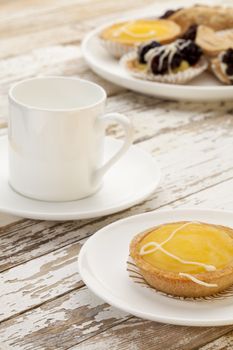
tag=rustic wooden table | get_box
[1,0,233,349]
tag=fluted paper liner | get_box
[99,37,134,59]
[127,256,233,302]
[121,52,208,84]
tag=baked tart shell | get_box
[121,52,208,84]
[130,222,233,297]
[99,20,181,59]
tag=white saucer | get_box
[78,209,233,326]
[0,136,160,220]
[82,18,233,101]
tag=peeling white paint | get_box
[0,1,232,350]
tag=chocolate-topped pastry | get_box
[145,39,203,75]
[121,38,208,84]
[179,40,202,65]
[211,49,233,85]
[222,49,233,77]
[150,51,183,75]
[181,24,198,42]
[138,40,161,64]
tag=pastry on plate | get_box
[196,25,233,57]
[130,221,233,297]
[99,19,181,58]
[160,5,233,32]
[121,39,207,84]
[211,49,233,85]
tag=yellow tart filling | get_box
[132,59,190,74]
[138,222,233,274]
[100,19,181,45]
[172,60,190,73]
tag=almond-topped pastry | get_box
[99,19,181,58]
[121,39,207,84]
[130,221,233,297]
[160,5,233,32]
[211,49,233,85]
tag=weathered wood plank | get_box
[0,1,233,349]
[0,241,83,322]
[0,219,96,272]
[1,286,232,350]
[199,331,233,350]
[0,4,147,59]
[69,318,233,350]
[0,0,82,18]
[0,0,210,64]
[0,0,155,39]
[170,177,233,210]
[0,213,20,228]
[0,94,233,271]
[2,0,228,42]
[0,0,189,60]
[0,44,124,121]
[0,287,128,350]
[1,0,230,61]
[0,129,232,344]
[0,287,232,350]
[0,177,233,347]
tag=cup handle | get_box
[95,113,134,180]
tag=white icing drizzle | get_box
[112,21,157,39]
[179,273,218,288]
[139,221,218,288]
[144,39,191,74]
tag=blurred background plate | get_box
[82,15,233,102]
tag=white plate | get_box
[82,20,233,101]
[0,136,160,220]
[78,209,233,326]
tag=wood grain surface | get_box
[1,0,233,349]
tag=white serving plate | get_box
[79,209,233,326]
[82,16,233,101]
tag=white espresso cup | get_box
[8,77,133,201]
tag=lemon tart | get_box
[99,19,181,58]
[130,221,233,297]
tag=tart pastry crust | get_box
[130,221,233,297]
